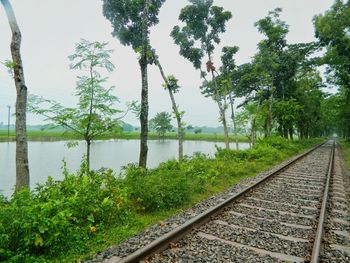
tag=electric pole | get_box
[7,105,10,138]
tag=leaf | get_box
[38,225,47,234]
[101,197,110,206]
[35,234,44,247]
[87,214,95,223]
[65,141,79,148]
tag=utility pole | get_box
[7,105,10,138]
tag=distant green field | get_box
[0,130,249,143]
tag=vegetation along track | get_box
[106,140,350,263]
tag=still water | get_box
[0,139,249,197]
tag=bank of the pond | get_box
[0,130,249,143]
[0,137,323,262]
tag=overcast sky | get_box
[0,0,334,127]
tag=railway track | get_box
[96,140,350,263]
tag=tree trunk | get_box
[210,70,229,149]
[138,0,150,168]
[229,93,239,150]
[86,138,91,172]
[153,55,184,160]
[139,62,149,168]
[283,125,288,139]
[264,117,269,138]
[251,116,257,146]
[289,127,293,141]
[265,87,273,137]
[220,105,230,149]
[2,0,30,191]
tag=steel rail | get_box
[310,140,335,263]
[118,141,328,263]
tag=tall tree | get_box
[152,50,185,159]
[314,0,350,138]
[1,0,29,190]
[29,40,122,171]
[235,101,263,147]
[102,0,166,168]
[253,8,289,137]
[171,0,232,149]
[220,46,240,149]
[280,68,324,139]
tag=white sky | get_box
[0,0,334,127]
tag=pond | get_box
[0,139,250,197]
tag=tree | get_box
[219,46,240,149]
[272,99,302,140]
[314,0,350,90]
[235,9,319,140]
[186,125,194,131]
[236,102,264,146]
[1,0,29,190]
[152,50,185,159]
[314,0,350,138]
[171,0,232,149]
[29,40,122,171]
[149,112,172,138]
[293,69,324,139]
[194,128,202,134]
[253,8,289,137]
[102,0,166,168]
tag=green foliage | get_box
[171,0,232,70]
[162,75,180,93]
[102,0,166,50]
[215,136,290,162]
[127,100,141,119]
[194,128,202,134]
[123,164,191,212]
[339,140,350,169]
[28,40,123,168]
[0,166,130,262]
[273,99,302,129]
[314,0,350,88]
[149,112,173,137]
[314,0,350,138]
[0,59,16,76]
[29,40,121,140]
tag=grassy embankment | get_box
[0,137,323,262]
[0,129,249,143]
[339,139,350,169]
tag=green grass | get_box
[339,139,350,169]
[0,130,249,143]
[0,137,323,262]
[57,209,179,263]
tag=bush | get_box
[124,164,192,212]
[0,166,130,261]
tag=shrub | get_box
[0,167,130,261]
[124,165,191,212]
